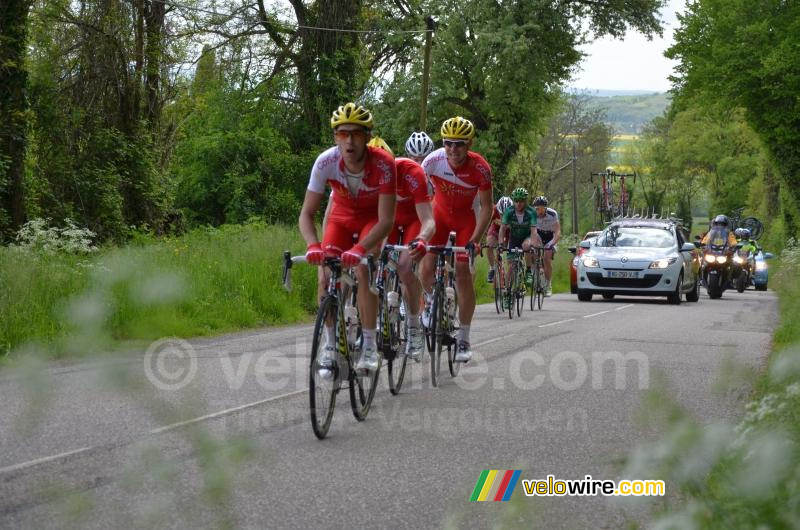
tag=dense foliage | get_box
[1,0,666,242]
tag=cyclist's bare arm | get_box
[299,189,325,245]
[551,220,561,246]
[499,222,508,245]
[358,193,396,251]
[470,188,493,244]
[414,201,436,242]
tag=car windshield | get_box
[596,226,675,249]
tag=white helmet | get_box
[496,196,513,214]
[405,131,435,158]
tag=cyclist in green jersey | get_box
[498,187,541,285]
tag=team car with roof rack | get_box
[575,218,700,304]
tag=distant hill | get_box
[568,88,666,97]
[585,92,671,134]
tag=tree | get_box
[0,0,32,239]
[667,0,800,236]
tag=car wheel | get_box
[667,274,682,305]
[685,275,700,302]
[577,290,592,302]
[602,293,615,300]
[756,284,767,291]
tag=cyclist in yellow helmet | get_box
[419,116,493,363]
[299,103,397,377]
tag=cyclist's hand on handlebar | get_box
[341,244,367,268]
[306,243,325,265]
[408,237,427,260]
[465,241,480,256]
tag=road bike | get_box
[529,246,545,310]
[486,244,507,314]
[282,252,380,439]
[502,247,527,319]
[375,241,410,395]
[423,232,474,387]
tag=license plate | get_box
[608,270,638,279]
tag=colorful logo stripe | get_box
[470,470,521,501]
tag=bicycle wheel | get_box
[430,288,444,387]
[535,269,544,310]
[530,263,537,311]
[386,275,408,395]
[349,302,380,422]
[516,267,524,317]
[506,262,516,320]
[309,295,339,439]
[448,278,461,378]
[424,285,437,354]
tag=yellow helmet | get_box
[440,116,475,140]
[367,136,394,157]
[330,102,374,129]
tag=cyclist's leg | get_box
[486,224,499,282]
[454,219,476,360]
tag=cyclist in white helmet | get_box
[486,196,513,283]
[405,131,435,164]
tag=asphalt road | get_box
[0,289,779,529]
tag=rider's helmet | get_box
[712,214,729,227]
[440,116,475,140]
[533,195,548,207]
[736,228,751,239]
[330,102,373,129]
[496,196,513,214]
[511,187,529,201]
[367,136,394,157]
[405,132,434,158]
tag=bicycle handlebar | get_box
[282,251,374,293]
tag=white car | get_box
[575,219,700,304]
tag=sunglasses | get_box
[443,140,467,148]
[334,129,368,141]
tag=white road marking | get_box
[0,447,92,475]
[538,318,576,328]
[583,311,610,318]
[615,304,635,311]
[150,388,307,434]
[475,337,504,347]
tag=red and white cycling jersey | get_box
[395,157,431,224]
[422,148,492,217]
[308,145,396,222]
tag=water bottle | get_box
[345,305,358,347]
[445,287,456,320]
[387,291,400,323]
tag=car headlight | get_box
[704,254,716,263]
[649,257,678,269]
[733,256,744,264]
[582,257,599,268]
[756,261,767,271]
[717,255,728,264]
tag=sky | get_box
[570,0,684,93]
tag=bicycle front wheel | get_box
[348,306,380,421]
[516,269,523,317]
[430,288,444,387]
[386,276,408,395]
[535,269,544,310]
[309,295,339,439]
[506,263,516,320]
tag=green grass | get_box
[0,222,577,360]
[0,222,317,359]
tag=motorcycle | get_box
[702,241,732,299]
[731,246,754,293]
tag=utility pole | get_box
[419,17,435,131]
[571,141,578,236]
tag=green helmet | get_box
[511,187,529,201]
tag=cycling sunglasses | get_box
[334,129,369,141]
[443,139,467,148]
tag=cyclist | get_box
[404,131,435,164]
[486,196,513,283]
[532,196,560,297]
[499,188,540,286]
[420,116,493,363]
[370,136,435,361]
[299,103,396,379]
